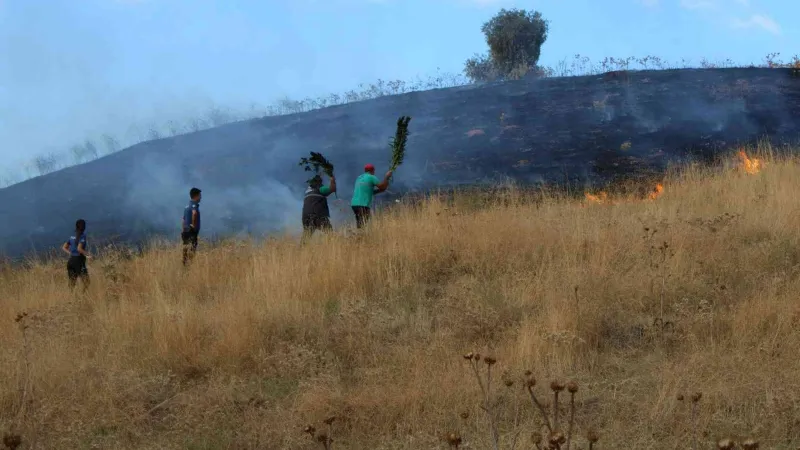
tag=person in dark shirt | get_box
[61,219,91,291]
[302,174,336,242]
[181,187,202,266]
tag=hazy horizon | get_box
[0,0,796,179]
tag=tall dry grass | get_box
[1,148,799,449]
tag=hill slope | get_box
[2,67,799,258]
[0,157,799,448]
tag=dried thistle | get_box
[587,429,599,450]
[717,438,735,450]
[548,431,566,448]
[445,432,462,448]
[504,379,514,387]
[484,356,497,366]
[303,425,316,435]
[677,394,684,401]
[567,381,578,394]
[742,438,759,449]
[551,381,565,392]
[463,352,474,360]
[323,416,336,425]
[2,434,21,450]
[691,392,702,403]
[460,411,469,420]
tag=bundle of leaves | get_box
[389,116,412,173]
[298,151,335,180]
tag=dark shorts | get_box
[67,255,88,280]
[302,215,332,232]
[352,206,371,228]
[181,230,199,250]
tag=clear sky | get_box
[0,0,796,175]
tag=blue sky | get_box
[0,0,796,175]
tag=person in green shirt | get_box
[350,163,392,228]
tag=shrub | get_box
[465,8,549,82]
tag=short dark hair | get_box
[189,187,201,198]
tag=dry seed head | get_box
[446,432,462,447]
[2,434,21,450]
[303,425,316,435]
[548,431,566,445]
[323,416,336,425]
[504,379,514,387]
[460,411,469,420]
[550,381,565,392]
[717,438,735,449]
[316,433,329,443]
[677,394,684,401]
[742,438,759,449]
[524,370,533,376]
[532,432,543,444]
[474,353,481,361]
[525,374,536,388]
[484,356,497,366]
[691,392,703,403]
[587,429,599,443]
[463,352,474,360]
[567,381,579,393]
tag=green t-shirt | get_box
[319,185,331,196]
[351,173,381,207]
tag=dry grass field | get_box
[1,145,799,449]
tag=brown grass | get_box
[1,146,799,449]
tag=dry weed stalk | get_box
[462,353,598,450]
[464,352,501,450]
[13,311,31,429]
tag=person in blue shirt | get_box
[61,218,91,291]
[350,163,392,228]
[181,187,202,266]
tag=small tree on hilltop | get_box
[464,8,549,83]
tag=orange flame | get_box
[584,183,664,206]
[737,150,762,174]
[648,183,664,200]
[584,191,609,204]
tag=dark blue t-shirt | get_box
[66,233,87,257]
[183,200,200,232]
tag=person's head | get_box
[189,187,202,202]
[309,174,323,189]
[75,219,86,234]
[364,163,375,175]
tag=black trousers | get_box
[67,255,89,288]
[302,215,332,233]
[181,230,199,265]
[352,206,371,229]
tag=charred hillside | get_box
[1,67,799,259]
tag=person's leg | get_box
[79,262,90,292]
[301,216,314,244]
[353,206,367,229]
[181,232,190,266]
[320,216,332,232]
[362,207,371,227]
[67,260,78,289]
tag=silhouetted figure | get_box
[302,174,336,242]
[61,219,91,291]
[181,187,202,266]
[350,164,391,229]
